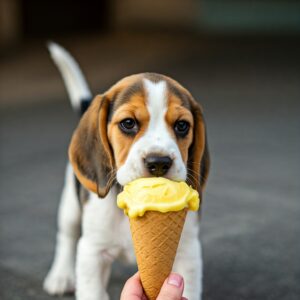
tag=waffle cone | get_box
[129,209,187,300]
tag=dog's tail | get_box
[47,42,92,114]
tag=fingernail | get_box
[167,273,183,287]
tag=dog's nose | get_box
[144,155,173,177]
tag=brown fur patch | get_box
[108,92,150,168]
[69,96,115,197]
[165,94,194,164]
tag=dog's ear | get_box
[187,99,210,200]
[69,95,114,198]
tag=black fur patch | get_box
[80,96,93,116]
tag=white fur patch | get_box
[144,79,167,124]
[117,79,187,185]
[48,42,92,111]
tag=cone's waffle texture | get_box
[129,209,187,300]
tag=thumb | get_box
[156,273,184,300]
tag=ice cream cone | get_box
[129,208,188,300]
[117,178,199,299]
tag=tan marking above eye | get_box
[165,93,194,163]
[165,104,194,131]
[108,94,150,168]
[111,94,149,125]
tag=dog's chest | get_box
[84,189,135,263]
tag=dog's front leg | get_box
[76,187,121,300]
[173,212,203,300]
[76,237,113,300]
[44,163,81,295]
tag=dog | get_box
[43,42,210,300]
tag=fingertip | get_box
[167,273,184,288]
[157,273,184,300]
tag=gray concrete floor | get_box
[0,33,299,300]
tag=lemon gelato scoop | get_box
[117,177,200,218]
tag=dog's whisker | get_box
[186,177,193,187]
[106,168,116,178]
[188,161,202,167]
[187,174,199,187]
[186,168,201,189]
[186,173,197,184]
[187,168,200,181]
[186,167,200,177]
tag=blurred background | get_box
[0,0,299,299]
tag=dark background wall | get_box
[21,0,110,37]
[1,0,300,49]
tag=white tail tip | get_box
[47,41,92,111]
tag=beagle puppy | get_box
[44,43,210,300]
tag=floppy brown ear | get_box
[187,100,210,200]
[68,95,114,198]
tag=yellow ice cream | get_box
[117,177,200,218]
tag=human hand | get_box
[120,272,187,300]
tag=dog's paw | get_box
[43,266,75,295]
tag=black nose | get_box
[144,155,173,177]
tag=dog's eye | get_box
[119,118,138,135]
[174,120,190,137]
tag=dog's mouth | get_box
[115,157,187,188]
[117,173,182,192]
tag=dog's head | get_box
[69,73,210,198]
